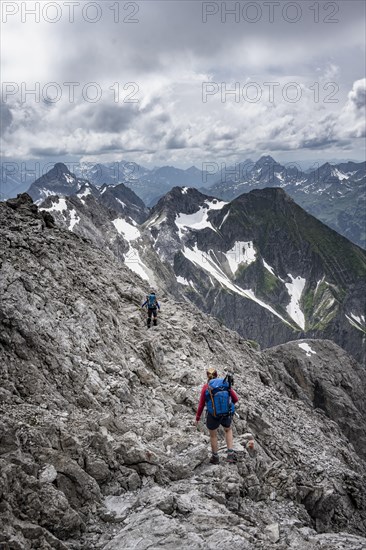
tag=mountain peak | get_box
[255,155,278,167]
[53,162,71,173]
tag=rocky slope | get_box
[141,186,366,363]
[0,194,366,550]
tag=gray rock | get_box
[0,197,365,550]
[265,522,280,543]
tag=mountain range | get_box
[5,154,364,248]
[25,163,366,363]
[208,156,366,249]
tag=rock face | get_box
[1,194,366,550]
[141,186,366,362]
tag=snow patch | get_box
[205,199,228,210]
[145,212,167,229]
[64,173,74,184]
[116,199,126,208]
[285,274,306,330]
[219,209,230,229]
[68,209,80,231]
[298,342,317,356]
[112,218,140,242]
[77,186,91,199]
[226,241,256,274]
[182,244,294,327]
[175,200,228,237]
[346,314,366,332]
[176,275,190,286]
[332,168,349,181]
[175,206,215,236]
[350,313,365,325]
[125,247,150,281]
[181,187,189,194]
[40,197,68,213]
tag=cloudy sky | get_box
[1,0,365,168]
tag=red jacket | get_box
[196,383,238,421]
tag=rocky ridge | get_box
[0,195,366,549]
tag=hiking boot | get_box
[227,452,237,463]
[209,454,220,464]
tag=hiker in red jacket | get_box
[195,367,238,464]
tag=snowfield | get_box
[175,199,228,237]
[226,241,256,274]
[112,218,140,242]
[285,274,306,330]
[182,243,294,327]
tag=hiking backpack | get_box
[205,376,235,418]
[147,293,157,308]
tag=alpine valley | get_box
[24,162,366,364]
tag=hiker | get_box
[195,367,238,464]
[141,290,160,328]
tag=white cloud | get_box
[1,1,365,166]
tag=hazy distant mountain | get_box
[208,157,366,249]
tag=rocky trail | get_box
[0,196,365,549]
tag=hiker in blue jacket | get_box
[141,290,160,328]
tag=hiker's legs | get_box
[224,426,234,450]
[152,308,157,326]
[209,429,219,454]
[147,309,152,327]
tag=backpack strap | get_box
[207,385,217,417]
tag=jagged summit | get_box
[53,162,70,172]
[1,195,366,549]
[27,163,90,204]
[254,155,278,167]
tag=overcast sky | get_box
[1,0,365,168]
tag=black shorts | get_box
[206,412,233,430]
